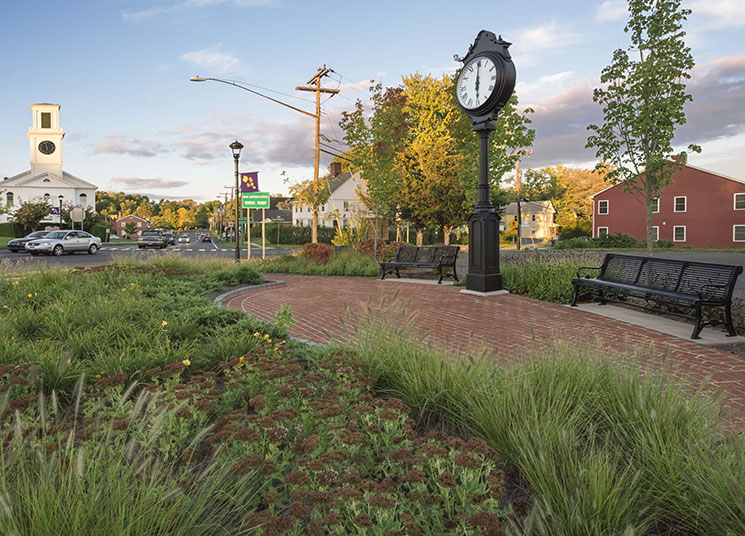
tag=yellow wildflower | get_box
[95,374,101,379]
[182,359,191,366]
[34,293,37,297]
[263,334,270,339]
[161,321,168,327]
[13,281,19,286]
[253,332,261,338]
[27,293,33,298]
[67,359,71,366]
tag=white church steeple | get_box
[28,103,64,178]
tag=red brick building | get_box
[591,165,745,248]
[114,214,151,238]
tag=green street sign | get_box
[242,192,270,209]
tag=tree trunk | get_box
[312,210,318,244]
[416,229,423,247]
[443,225,452,245]
[645,176,654,256]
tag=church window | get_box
[6,192,13,206]
[79,193,88,206]
[41,113,51,129]
[43,178,51,183]
[44,193,51,201]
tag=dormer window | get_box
[41,112,51,129]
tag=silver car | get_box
[26,230,102,256]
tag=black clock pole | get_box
[466,120,502,292]
[456,31,516,293]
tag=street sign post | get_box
[242,192,270,209]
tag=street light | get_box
[229,141,243,263]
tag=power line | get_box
[229,78,317,105]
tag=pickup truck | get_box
[138,230,167,249]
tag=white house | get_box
[1,104,97,225]
[292,163,368,228]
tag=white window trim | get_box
[674,196,687,213]
[652,226,659,241]
[733,225,745,242]
[651,197,659,213]
[598,200,609,215]
[734,193,745,210]
[597,226,609,237]
[673,225,686,242]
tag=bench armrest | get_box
[576,265,602,279]
[438,254,457,264]
[698,283,729,299]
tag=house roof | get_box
[115,214,150,223]
[589,164,745,198]
[502,200,556,215]
[1,170,97,189]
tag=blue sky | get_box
[2,0,744,202]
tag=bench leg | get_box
[725,302,738,337]
[452,263,459,282]
[570,285,579,306]
[437,266,443,284]
[395,267,401,279]
[380,266,387,280]
[691,306,705,339]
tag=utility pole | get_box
[515,160,522,251]
[296,65,339,243]
[223,187,235,242]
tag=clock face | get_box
[456,56,497,110]
[38,140,56,155]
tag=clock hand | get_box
[475,62,480,100]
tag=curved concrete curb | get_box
[212,280,286,306]
[213,279,325,347]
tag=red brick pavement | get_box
[223,274,745,425]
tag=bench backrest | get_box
[415,247,437,263]
[600,253,741,301]
[395,246,418,262]
[434,246,459,263]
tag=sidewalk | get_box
[223,274,745,426]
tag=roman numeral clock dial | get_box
[456,56,497,110]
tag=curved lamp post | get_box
[229,140,243,263]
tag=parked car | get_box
[25,230,101,256]
[178,234,190,244]
[138,230,167,249]
[7,231,49,252]
[164,232,176,246]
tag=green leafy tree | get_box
[12,201,51,235]
[124,222,137,238]
[586,0,700,254]
[284,172,331,244]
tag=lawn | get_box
[2,255,744,535]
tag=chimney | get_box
[330,161,342,177]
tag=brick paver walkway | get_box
[223,274,745,426]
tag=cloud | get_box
[687,0,745,29]
[504,21,583,68]
[92,136,166,157]
[523,55,745,168]
[111,177,190,189]
[595,0,628,22]
[122,0,275,22]
[180,45,241,75]
[517,71,576,101]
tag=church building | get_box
[1,104,97,225]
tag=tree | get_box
[12,201,50,234]
[124,222,137,238]
[284,172,330,244]
[586,0,700,254]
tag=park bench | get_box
[380,245,460,284]
[570,253,742,339]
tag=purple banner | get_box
[240,172,259,193]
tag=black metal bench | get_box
[570,253,742,339]
[380,245,460,284]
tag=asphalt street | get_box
[0,230,293,270]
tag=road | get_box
[0,230,294,269]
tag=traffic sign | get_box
[508,219,518,229]
[242,192,270,209]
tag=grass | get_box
[0,237,11,248]
[348,311,745,535]
[251,248,379,277]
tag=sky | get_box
[1,0,744,203]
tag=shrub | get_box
[558,219,592,240]
[655,239,674,248]
[553,232,641,250]
[352,237,386,258]
[381,241,410,260]
[300,242,333,263]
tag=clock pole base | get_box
[465,272,503,293]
